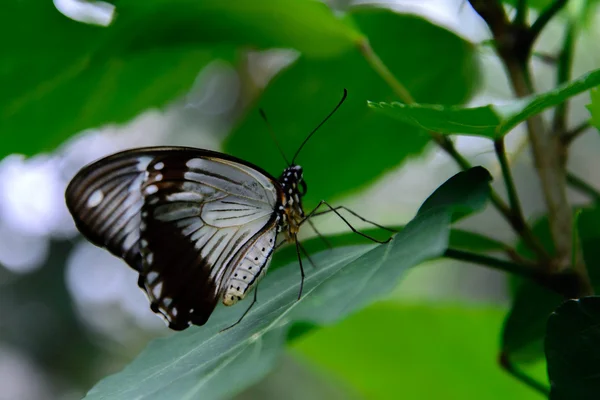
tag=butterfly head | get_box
[278,164,306,238]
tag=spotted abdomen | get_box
[223,226,277,306]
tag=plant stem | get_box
[494,138,524,219]
[514,0,528,26]
[499,352,550,397]
[444,248,543,279]
[562,121,590,145]
[529,0,569,46]
[553,21,575,136]
[566,171,600,202]
[469,0,573,271]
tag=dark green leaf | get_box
[2,0,361,159]
[546,296,600,400]
[417,166,491,220]
[295,302,548,399]
[225,8,480,206]
[83,167,492,399]
[368,68,600,138]
[502,280,563,363]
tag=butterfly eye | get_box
[299,180,307,196]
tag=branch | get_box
[499,352,550,396]
[494,138,524,219]
[562,121,590,145]
[529,0,569,47]
[444,248,543,280]
[566,171,600,202]
[514,0,528,26]
[470,0,573,271]
[553,22,575,136]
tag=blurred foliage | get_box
[294,301,548,400]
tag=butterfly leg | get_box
[302,201,394,244]
[220,284,260,332]
[306,218,333,250]
[294,237,305,300]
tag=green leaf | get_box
[418,166,491,220]
[83,167,492,399]
[2,0,361,159]
[271,227,509,274]
[294,302,548,400]
[586,86,600,131]
[225,8,480,206]
[106,0,361,58]
[502,280,564,363]
[546,296,600,400]
[368,68,600,139]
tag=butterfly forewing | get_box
[65,153,154,271]
[65,147,283,330]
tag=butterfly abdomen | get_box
[223,222,278,306]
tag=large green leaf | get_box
[225,7,480,206]
[83,167,492,399]
[368,68,600,139]
[546,296,600,400]
[1,0,361,159]
[294,302,548,400]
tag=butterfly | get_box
[65,89,391,331]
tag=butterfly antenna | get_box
[291,88,348,165]
[259,109,291,167]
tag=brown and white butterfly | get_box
[65,90,391,331]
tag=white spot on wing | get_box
[86,189,104,208]
[154,161,164,170]
[186,158,205,169]
[155,173,163,181]
[147,271,158,283]
[144,185,158,195]
[137,156,153,171]
[152,282,163,298]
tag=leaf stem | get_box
[358,38,414,104]
[494,138,524,221]
[566,171,600,202]
[499,352,550,396]
[444,248,542,279]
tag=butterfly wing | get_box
[65,147,282,330]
